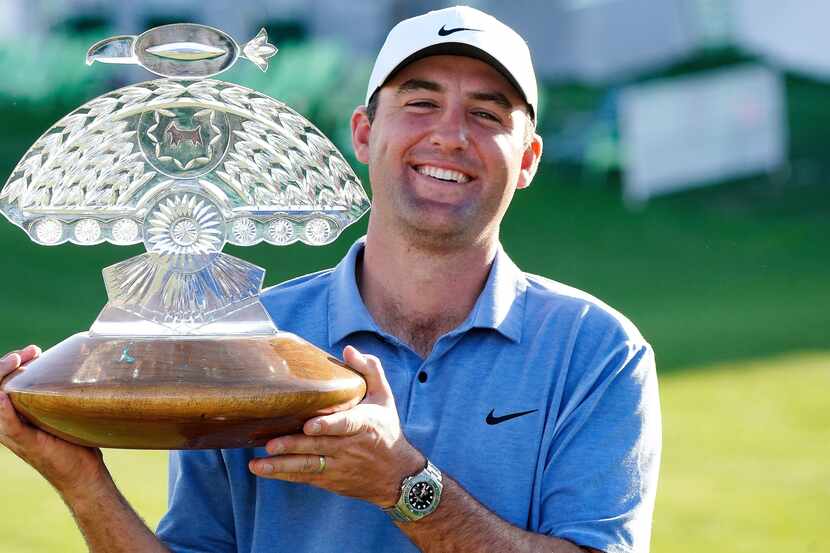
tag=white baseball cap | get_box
[366,5,538,120]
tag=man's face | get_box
[352,55,542,248]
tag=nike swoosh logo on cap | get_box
[438,25,482,36]
[485,409,538,425]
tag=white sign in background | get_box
[618,64,788,204]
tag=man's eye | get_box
[473,110,500,123]
[407,101,437,108]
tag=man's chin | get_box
[392,195,479,246]
[397,216,473,250]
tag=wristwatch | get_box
[383,459,443,522]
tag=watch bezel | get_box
[384,459,443,522]
[403,476,438,513]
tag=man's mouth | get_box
[414,165,472,184]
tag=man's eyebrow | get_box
[396,79,443,94]
[469,91,513,110]
[395,79,514,110]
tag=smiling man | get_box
[0,6,660,553]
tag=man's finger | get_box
[249,454,328,476]
[305,409,366,437]
[264,434,338,456]
[0,353,22,378]
[19,345,41,364]
[342,346,393,402]
[0,345,41,379]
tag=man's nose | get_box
[430,107,469,151]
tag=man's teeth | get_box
[416,165,471,183]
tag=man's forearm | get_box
[395,476,596,553]
[60,470,168,553]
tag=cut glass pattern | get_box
[111,218,140,244]
[0,79,369,247]
[231,217,257,245]
[0,24,370,336]
[74,219,102,244]
[304,218,335,245]
[265,219,295,245]
[98,251,268,335]
[34,218,62,244]
[145,191,224,256]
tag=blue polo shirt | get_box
[157,238,661,553]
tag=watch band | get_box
[383,459,443,522]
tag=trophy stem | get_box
[91,251,278,337]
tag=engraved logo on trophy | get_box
[143,107,227,175]
[0,24,370,449]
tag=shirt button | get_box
[418,371,428,383]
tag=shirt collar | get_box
[328,237,379,347]
[327,237,527,347]
[463,242,527,343]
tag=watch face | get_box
[407,481,435,511]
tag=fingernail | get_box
[308,420,321,434]
[260,462,274,474]
[346,346,364,360]
[267,441,283,454]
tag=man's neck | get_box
[358,229,497,359]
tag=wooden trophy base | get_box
[1,332,366,449]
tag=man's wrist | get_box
[380,448,426,508]
[55,459,114,506]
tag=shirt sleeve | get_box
[538,341,662,553]
[156,449,237,553]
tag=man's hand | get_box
[0,345,107,496]
[249,345,424,507]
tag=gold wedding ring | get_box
[317,455,327,473]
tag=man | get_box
[0,6,660,552]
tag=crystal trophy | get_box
[0,24,370,449]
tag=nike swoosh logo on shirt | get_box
[438,25,482,36]
[485,408,538,425]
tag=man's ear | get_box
[517,132,543,190]
[351,106,372,165]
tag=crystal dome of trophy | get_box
[0,24,369,449]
